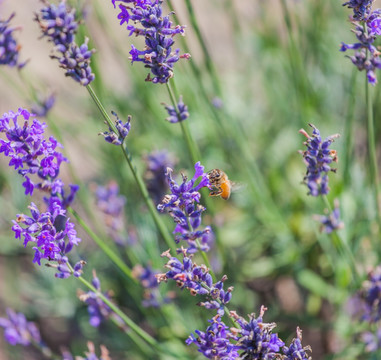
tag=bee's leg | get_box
[209,188,223,197]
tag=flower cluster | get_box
[35,0,95,85]
[186,315,239,359]
[0,13,26,68]
[99,111,131,145]
[94,181,128,245]
[342,1,381,84]
[0,309,41,347]
[12,202,83,278]
[112,0,190,83]
[157,162,213,253]
[78,271,115,327]
[163,96,190,123]
[343,0,374,20]
[299,124,340,196]
[144,150,176,205]
[0,108,79,206]
[186,307,312,360]
[157,250,232,315]
[0,108,81,277]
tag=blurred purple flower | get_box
[144,150,176,205]
[299,124,340,196]
[361,328,381,352]
[79,271,114,327]
[282,327,312,360]
[35,0,95,85]
[133,264,173,307]
[94,181,127,245]
[163,96,189,123]
[0,13,27,68]
[30,93,56,117]
[186,316,239,359]
[360,266,381,323]
[112,0,190,83]
[0,309,40,346]
[99,111,131,146]
[314,199,344,233]
[63,342,112,360]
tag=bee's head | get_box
[207,169,222,181]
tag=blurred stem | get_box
[183,0,221,96]
[321,196,359,282]
[365,76,381,219]
[68,207,136,282]
[166,81,200,165]
[343,69,357,186]
[86,85,175,252]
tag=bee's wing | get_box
[230,181,246,193]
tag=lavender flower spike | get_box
[342,0,374,20]
[0,309,41,346]
[0,13,27,68]
[314,199,344,233]
[163,96,190,123]
[112,0,191,83]
[186,315,239,359]
[35,0,95,85]
[299,124,340,196]
[282,327,312,360]
[99,111,131,145]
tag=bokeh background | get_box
[1,0,381,359]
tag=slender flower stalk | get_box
[86,84,175,251]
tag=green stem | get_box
[321,196,359,281]
[86,84,175,251]
[365,75,381,219]
[76,275,159,349]
[68,207,136,282]
[166,82,200,165]
[343,69,357,186]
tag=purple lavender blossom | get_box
[30,92,56,117]
[340,20,381,85]
[343,0,374,20]
[163,96,189,123]
[12,202,81,275]
[359,266,381,323]
[133,264,173,307]
[79,271,114,327]
[186,316,239,359]
[112,0,191,83]
[314,200,344,233]
[144,150,176,205]
[157,249,233,315]
[361,328,381,352]
[99,112,131,145]
[157,162,212,253]
[62,342,112,360]
[0,108,78,207]
[35,0,95,85]
[299,124,340,196]
[94,181,128,245]
[0,13,26,68]
[0,309,41,346]
[282,327,312,360]
[231,306,285,359]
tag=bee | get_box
[207,169,232,200]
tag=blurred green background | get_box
[1,0,381,359]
